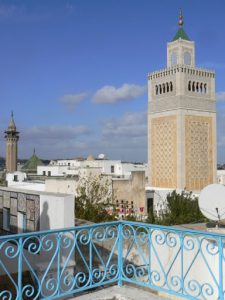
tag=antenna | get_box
[198,184,225,227]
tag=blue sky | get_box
[0,0,225,163]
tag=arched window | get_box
[166,82,169,92]
[159,85,162,94]
[170,82,173,92]
[188,81,191,91]
[156,85,159,95]
[204,83,207,93]
[200,83,203,93]
[163,83,165,93]
[192,82,195,92]
[196,82,199,93]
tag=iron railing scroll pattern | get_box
[121,221,225,300]
[0,221,225,299]
[0,222,119,300]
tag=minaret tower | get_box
[4,112,19,173]
[148,12,216,191]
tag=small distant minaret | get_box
[4,112,19,173]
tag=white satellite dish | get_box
[98,154,106,159]
[199,184,225,225]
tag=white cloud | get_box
[216,92,225,101]
[103,112,147,138]
[13,125,92,159]
[92,83,146,104]
[22,125,90,140]
[59,92,88,110]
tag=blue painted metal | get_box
[0,221,225,299]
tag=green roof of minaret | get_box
[172,10,190,41]
[21,148,44,173]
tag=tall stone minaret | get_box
[148,12,216,191]
[4,112,19,173]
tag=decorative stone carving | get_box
[3,191,10,208]
[35,197,40,230]
[10,197,18,216]
[10,192,18,198]
[18,193,26,212]
[27,200,35,221]
[151,116,177,188]
[26,194,39,202]
[27,220,35,232]
[10,215,17,233]
[185,115,213,190]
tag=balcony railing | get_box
[0,221,225,299]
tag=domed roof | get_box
[21,149,44,173]
[87,154,95,161]
[172,11,190,42]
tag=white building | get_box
[6,171,45,191]
[217,170,225,185]
[0,186,74,234]
[37,156,147,178]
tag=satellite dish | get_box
[199,184,225,225]
[98,154,106,159]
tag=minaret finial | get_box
[178,9,183,27]
[11,111,13,118]
[33,148,36,155]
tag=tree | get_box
[75,174,116,222]
[147,190,207,226]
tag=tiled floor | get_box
[70,285,171,300]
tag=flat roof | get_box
[0,186,71,197]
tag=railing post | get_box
[89,228,93,288]
[118,222,123,287]
[219,237,223,300]
[180,232,184,295]
[57,233,61,297]
[18,237,23,300]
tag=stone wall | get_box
[112,171,146,214]
[0,189,40,234]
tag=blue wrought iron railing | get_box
[0,221,224,300]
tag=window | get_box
[48,171,51,176]
[147,198,154,214]
[188,81,191,91]
[184,51,191,65]
[43,171,46,176]
[111,165,115,173]
[3,208,10,232]
[18,212,26,233]
[196,82,199,92]
[166,82,169,92]
[13,175,18,182]
[171,52,177,66]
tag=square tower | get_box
[148,14,216,192]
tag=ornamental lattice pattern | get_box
[185,115,213,190]
[151,116,177,188]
